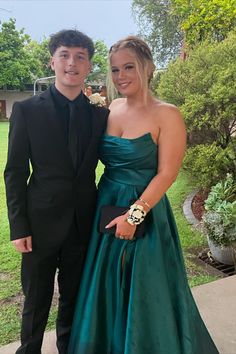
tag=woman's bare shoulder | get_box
[153,99,178,112]
[152,99,183,123]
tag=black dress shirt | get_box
[50,84,92,170]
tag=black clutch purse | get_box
[99,205,146,238]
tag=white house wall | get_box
[0,91,33,118]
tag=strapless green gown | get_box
[68,133,219,354]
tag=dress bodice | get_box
[99,133,158,186]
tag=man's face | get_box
[50,46,92,94]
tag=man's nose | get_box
[68,55,76,65]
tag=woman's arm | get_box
[138,104,186,209]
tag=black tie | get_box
[68,101,78,170]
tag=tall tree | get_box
[132,0,236,65]
[26,38,53,79]
[0,18,40,88]
[132,0,183,66]
[87,40,108,84]
[157,30,236,187]
[172,0,236,46]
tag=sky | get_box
[0,0,139,47]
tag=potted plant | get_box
[202,174,236,265]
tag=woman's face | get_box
[110,49,142,97]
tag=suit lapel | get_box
[40,89,65,144]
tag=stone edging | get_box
[182,189,202,231]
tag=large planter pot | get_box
[231,242,236,269]
[207,236,234,265]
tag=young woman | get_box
[68,36,219,354]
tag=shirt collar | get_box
[50,84,85,108]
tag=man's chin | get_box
[63,81,84,89]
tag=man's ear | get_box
[50,57,55,71]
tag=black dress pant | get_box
[16,219,88,354]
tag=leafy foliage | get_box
[157,31,236,187]
[87,40,108,84]
[202,174,236,246]
[26,38,53,78]
[183,143,234,188]
[158,31,236,138]
[132,0,183,65]
[132,0,236,65]
[205,174,236,208]
[0,18,54,88]
[0,18,33,88]
[172,0,236,46]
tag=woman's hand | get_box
[105,213,136,240]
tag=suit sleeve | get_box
[4,102,31,240]
[99,106,109,132]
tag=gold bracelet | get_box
[138,197,151,210]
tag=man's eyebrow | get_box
[58,49,86,55]
[57,50,69,55]
[76,51,86,56]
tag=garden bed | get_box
[191,190,208,221]
[189,190,235,277]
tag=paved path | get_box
[0,275,235,354]
[193,275,236,354]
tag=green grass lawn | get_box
[0,122,218,346]
[167,174,219,287]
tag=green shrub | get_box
[183,142,234,188]
[158,31,236,148]
[157,30,236,185]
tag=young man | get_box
[4,29,109,354]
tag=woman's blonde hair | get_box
[107,35,156,102]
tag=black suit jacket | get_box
[4,88,109,250]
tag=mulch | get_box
[191,190,208,221]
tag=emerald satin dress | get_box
[68,133,219,354]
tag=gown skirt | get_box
[68,133,219,354]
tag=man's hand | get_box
[12,236,32,253]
